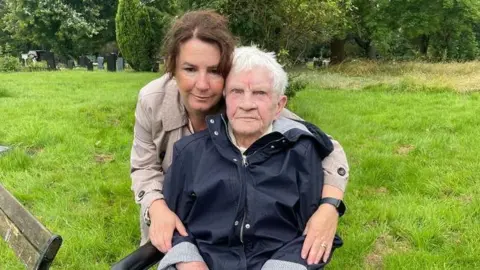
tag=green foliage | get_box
[219,0,351,62]
[1,0,108,56]
[348,0,480,61]
[0,55,21,72]
[116,0,166,71]
[285,72,307,99]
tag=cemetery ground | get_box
[1,62,480,269]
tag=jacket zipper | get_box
[239,139,284,243]
[239,154,248,243]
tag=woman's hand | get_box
[301,204,339,264]
[176,261,209,270]
[148,199,188,253]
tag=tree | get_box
[2,0,107,56]
[116,0,163,71]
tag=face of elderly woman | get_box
[225,66,287,139]
[175,38,225,115]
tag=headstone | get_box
[85,57,93,71]
[106,53,117,72]
[78,56,86,67]
[67,60,75,69]
[43,52,56,70]
[0,146,10,155]
[97,57,104,70]
[116,57,124,71]
[153,61,160,72]
[21,54,28,66]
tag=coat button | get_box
[270,145,275,149]
[214,131,219,136]
[234,221,239,226]
[337,167,346,176]
[210,119,215,124]
[138,190,145,199]
[245,224,251,229]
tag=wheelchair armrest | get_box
[333,234,343,248]
[111,242,164,270]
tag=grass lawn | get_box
[1,68,480,269]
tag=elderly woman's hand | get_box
[148,199,188,253]
[301,204,339,265]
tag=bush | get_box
[285,73,307,99]
[21,61,49,72]
[116,0,159,71]
[0,55,21,72]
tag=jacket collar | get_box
[206,114,333,161]
[160,77,188,132]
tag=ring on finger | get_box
[321,242,328,248]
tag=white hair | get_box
[231,46,288,95]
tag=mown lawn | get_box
[1,69,479,269]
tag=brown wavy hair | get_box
[163,10,236,79]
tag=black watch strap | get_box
[320,197,346,217]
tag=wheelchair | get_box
[112,236,343,270]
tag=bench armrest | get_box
[111,242,164,270]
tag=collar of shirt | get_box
[187,118,195,134]
[227,122,273,154]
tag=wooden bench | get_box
[0,184,63,270]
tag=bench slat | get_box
[0,185,63,269]
[0,208,41,269]
[0,186,52,250]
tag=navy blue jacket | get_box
[162,114,341,269]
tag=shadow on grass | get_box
[0,87,14,98]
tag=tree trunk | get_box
[419,34,429,55]
[330,38,346,65]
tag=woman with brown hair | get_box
[130,10,349,269]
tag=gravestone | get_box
[97,57,104,70]
[43,52,56,70]
[116,57,124,71]
[78,56,86,67]
[85,57,93,71]
[106,53,117,72]
[67,60,75,69]
[0,146,10,155]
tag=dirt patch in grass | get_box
[396,144,415,155]
[26,146,44,156]
[365,233,411,269]
[94,154,115,163]
[459,195,472,204]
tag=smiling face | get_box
[225,66,287,139]
[175,38,225,116]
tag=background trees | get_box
[1,0,480,70]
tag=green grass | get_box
[1,70,480,269]
[289,88,480,269]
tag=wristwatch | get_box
[320,197,346,217]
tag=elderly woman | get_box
[156,46,344,270]
[131,10,349,267]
